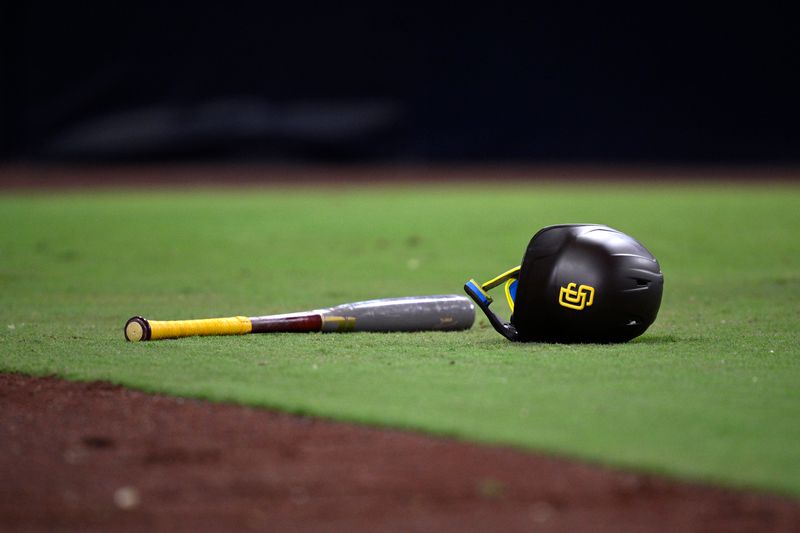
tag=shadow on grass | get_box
[468,332,704,348]
[633,334,704,344]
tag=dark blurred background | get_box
[2,4,799,164]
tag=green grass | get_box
[2,182,799,496]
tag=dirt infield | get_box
[2,374,799,532]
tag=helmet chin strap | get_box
[464,266,521,342]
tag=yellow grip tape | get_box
[149,316,252,340]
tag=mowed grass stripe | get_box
[1,183,799,496]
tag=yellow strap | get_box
[149,316,252,340]
[481,265,521,291]
[504,279,516,312]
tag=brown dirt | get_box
[2,374,799,532]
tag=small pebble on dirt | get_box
[113,486,140,510]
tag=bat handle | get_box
[124,316,251,341]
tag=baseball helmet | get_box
[464,224,663,343]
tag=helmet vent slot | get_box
[634,278,651,287]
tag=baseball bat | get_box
[124,294,475,341]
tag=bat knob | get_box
[124,316,151,342]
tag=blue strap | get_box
[464,279,492,305]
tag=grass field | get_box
[1,181,799,497]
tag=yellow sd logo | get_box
[558,283,595,311]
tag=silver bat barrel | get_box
[318,295,475,332]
